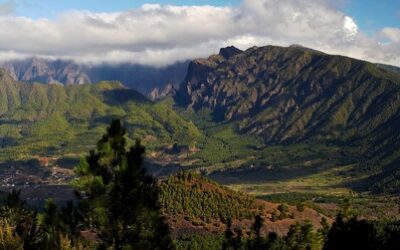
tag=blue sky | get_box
[3,0,399,34]
[343,0,400,34]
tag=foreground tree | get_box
[0,190,41,249]
[251,215,264,249]
[74,119,173,249]
[222,218,235,250]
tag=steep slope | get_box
[0,70,201,162]
[1,58,189,95]
[177,45,400,144]
[176,45,400,193]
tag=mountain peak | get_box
[148,83,176,101]
[219,46,243,59]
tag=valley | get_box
[1,45,400,197]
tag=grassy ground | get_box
[225,164,362,196]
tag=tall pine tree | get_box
[74,119,173,250]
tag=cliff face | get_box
[177,45,400,145]
[175,45,400,193]
[148,84,176,101]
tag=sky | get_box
[0,0,398,66]
[343,0,400,35]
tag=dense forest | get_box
[160,172,258,223]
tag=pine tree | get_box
[223,218,234,250]
[0,189,40,250]
[2,190,25,209]
[251,215,264,249]
[74,119,173,250]
[38,199,62,249]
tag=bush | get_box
[278,204,289,213]
[297,203,305,212]
[0,220,23,250]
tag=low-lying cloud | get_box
[0,0,398,67]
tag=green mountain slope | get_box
[176,45,400,193]
[0,70,201,161]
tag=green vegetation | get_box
[259,192,400,219]
[179,206,400,250]
[0,120,173,249]
[175,235,224,250]
[0,191,91,249]
[175,219,328,250]
[0,72,201,162]
[259,192,343,205]
[159,171,258,222]
[2,188,399,250]
[1,45,400,194]
[74,119,173,249]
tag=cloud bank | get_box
[0,0,398,66]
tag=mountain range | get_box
[1,58,189,98]
[0,44,400,194]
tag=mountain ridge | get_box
[1,58,189,96]
[175,45,400,193]
[177,45,400,143]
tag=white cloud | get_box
[343,16,358,40]
[0,0,398,67]
[381,27,400,43]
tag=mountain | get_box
[148,84,176,101]
[1,58,189,95]
[0,69,201,163]
[176,45,400,193]
[2,58,90,85]
[88,61,189,96]
[177,45,400,144]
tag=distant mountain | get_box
[87,61,189,96]
[176,45,400,193]
[148,84,176,101]
[2,58,90,85]
[1,58,189,96]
